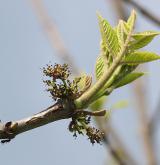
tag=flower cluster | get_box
[69,112,104,144]
[69,115,91,136]
[43,63,82,101]
[86,127,104,144]
[43,64,69,80]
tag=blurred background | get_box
[0,0,160,165]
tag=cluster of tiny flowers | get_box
[69,116,91,136]
[86,127,104,144]
[43,64,82,101]
[69,115,104,144]
[43,63,70,80]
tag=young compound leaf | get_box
[75,10,160,110]
[115,72,144,88]
[122,51,160,64]
[130,31,160,50]
[97,13,120,56]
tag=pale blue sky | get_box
[0,1,160,165]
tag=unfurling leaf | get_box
[115,72,144,88]
[116,20,126,44]
[95,55,106,80]
[84,75,92,91]
[97,13,120,56]
[127,10,136,31]
[78,74,92,93]
[130,31,160,50]
[122,51,160,64]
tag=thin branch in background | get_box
[104,137,126,165]
[121,0,160,27]
[30,0,79,74]
[109,0,157,163]
[109,0,128,21]
[149,94,160,164]
[96,118,137,165]
[150,99,160,133]
[120,1,160,156]
[108,126,137,165]
[133,78,156,165]
[148,96,160,164]
[96,118,126,165]
[149,96,160,142]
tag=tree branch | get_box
[149,95,160,142]
[96,118,138,165]
[0,99,75,142]
[104,136,126,165]
[109,0,128,20]
[133,78,156,165]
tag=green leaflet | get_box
[130,31,160,50]
[122,51,160,64]
[97,13,120,56]
[99,66,137,95]
[95,54,115,98]
[108,65,137,87]
[127,10,136,31]
[123,21,130,34]
[132,31,160,39]
[117,20,125,45]
[115,72,144,88]
[95,55,106,80]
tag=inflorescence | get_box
[69,112,105,144]
[43,63,82,101]
[43,63,105,144]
